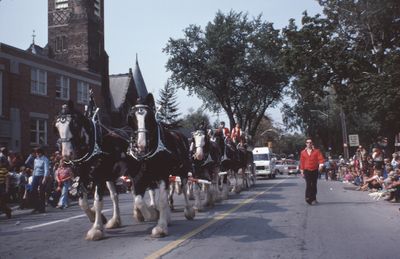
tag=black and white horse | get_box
[236,143,256,188]
[212,130,244,194]
[54,101,130,240]
[190,125,222,210]
[127,93,195,237]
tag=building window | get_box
[77,81,89,104]
[0,71,2,116]
[55,0,68,9]
[55,36,68,52]
[31,68,47,96]
[94,0,101,17]
[56,75,70,100]
[62,36,67,50]
[30,117,48,146]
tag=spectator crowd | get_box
[0,146,74,219]
[320,136,400,204]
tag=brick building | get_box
[0,0,135,157]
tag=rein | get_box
[62,108,105,166]
[128,122,171,161]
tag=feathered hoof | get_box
[234,187,242,194]
[184,207,195,220]
[151,225,168,238]
[85,228,104,241]
[193,205,204,212]
[105,217,121,229]
[134,208,145,222]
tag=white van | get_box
[252,147,276,178]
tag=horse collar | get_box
[66,108,105,166]
[129,122,171,161]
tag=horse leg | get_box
[175,179,182,195]
[203,182,214,208]
[79,191,95,222]
[86,186,105,241]
[219,172,229,200]
[105,181,121,229]
[180,178,195,220]
[193,182,202,211]
[79,184,106,224]
[130,185,143,222]
[168,181,175,210]
[134,193,158,222]
[234,169,241,193]
[187,180,194,200]
[212,169,222,202]
[151,180,170,238]
[148,188,156,208]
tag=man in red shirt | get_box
[300,138,324,205]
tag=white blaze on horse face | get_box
[55,116,74,158]
[135,108,147,154]
[193,131,205,160]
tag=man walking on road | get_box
[300,138,324,205]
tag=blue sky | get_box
[0,0,322,127]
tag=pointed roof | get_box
[26,43,48,57]
[109,71,133,112]
[133,55,148,99]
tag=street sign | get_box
[395,132,400,147]
[348,134,359,147]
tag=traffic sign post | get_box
[348,134,359,147]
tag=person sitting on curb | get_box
[383,170,400,203]
[357,169,383,192]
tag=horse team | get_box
[54,79,255,241]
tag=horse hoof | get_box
[105,218,121,229]
[184,207,195,220]
[86,228,104,241]
[151,226,168,238]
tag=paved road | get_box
[1,175,399,259]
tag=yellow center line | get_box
[145,178,286,259]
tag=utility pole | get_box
[340,107,349,160]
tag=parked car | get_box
[275,159,300,175]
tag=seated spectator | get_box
[357,169,383,191]
[383,170,400,203]
[391,153,400,170]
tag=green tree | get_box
[318,0,400,144]
[281,0,400,151]
[164,10,287,138]
[156,81,182,129]
[180,108,211,132]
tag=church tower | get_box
[48,0,111,115]
[48,0,106,74]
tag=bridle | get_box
[56,108,103,166]
[128,104,171,161]
[192,129,214,166]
